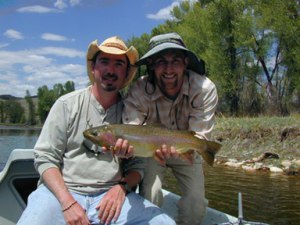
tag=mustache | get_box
[103,73,118,81]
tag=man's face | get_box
[92,52,128,92]
[152,50,187,99]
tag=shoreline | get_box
[215,157,300,176]
[0,124,42,130]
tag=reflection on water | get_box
[0,128,40,170]
[1,128,300,225]
[164,163,300,225]
[204,165,300,225]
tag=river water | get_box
[0,127,299,225]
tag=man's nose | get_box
[107,63,116,73]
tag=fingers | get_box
[154,145,179,165]
[113,139,134,158]
[154,149,166,166]
[96,187,125,224]
[99,205,118,225]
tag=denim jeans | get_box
[17,185,176,225]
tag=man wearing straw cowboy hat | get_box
[123,32,218,225]
[17,36,176,225]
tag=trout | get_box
[83,124,221,166]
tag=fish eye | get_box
[92,131,98,136]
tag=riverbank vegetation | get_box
[212,115,300,175]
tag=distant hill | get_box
[0,95,22,100]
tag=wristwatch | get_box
[118,180,132,194]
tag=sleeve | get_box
[122,78,149,125]
[121,157,147,179]
[189,77,218,140]
[34,99,68,176]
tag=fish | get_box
[83,124,222,166]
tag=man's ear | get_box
[184,57,189,67]
[91,63,95,73]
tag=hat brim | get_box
[86,40,138,88]
[136,43,205,75]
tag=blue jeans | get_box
[17,185,176,225]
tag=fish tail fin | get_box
[199,140,222,167]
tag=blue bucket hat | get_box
[136,32,205,75]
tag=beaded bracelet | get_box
[62,200,77,212]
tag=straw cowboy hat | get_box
[87,36,139,88]
[136,32,205,75]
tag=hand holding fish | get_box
[155,144,179,165]
[101,138,134,159]
[155,144,195,165]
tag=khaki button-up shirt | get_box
[123,70,218,140]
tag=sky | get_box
[0,0,187,98]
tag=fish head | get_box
[83,125,117,148]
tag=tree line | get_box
[0,81,75,125]
[127,0,300,116]
[1,0,299,125]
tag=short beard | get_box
[103,85,117,92]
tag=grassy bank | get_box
[211,114,300,175]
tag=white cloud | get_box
[147,2,180,20]
[17,5,62,13]
[0,50,52,69]
[147,0,197,21]
[0,47,86,97]
[34,47,84,58]
[54,0,68,9]
[41,33,68,42]
[70,0,81,7]
[4,29,24,40]
[0,47,84,70]
[54,0,81,9]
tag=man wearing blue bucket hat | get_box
[123,32,218,225]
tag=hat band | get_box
[149,38,186,49]
[102,43,128,51]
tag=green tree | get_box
[64,81,75,94]
[172,0,300,115]
[37,81,76,123]
[127,0,300,115]
[37,85,56,123]
[5,100,24,123]
[25,90,37,125]
[0,101,5,123]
